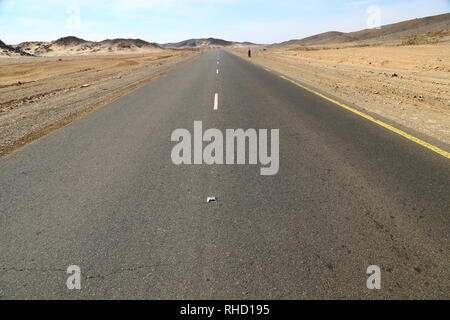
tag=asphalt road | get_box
[0,49,448,299]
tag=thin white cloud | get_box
[1,0,449,44]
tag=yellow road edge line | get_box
[279,75,450,159]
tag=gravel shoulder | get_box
[0,50,200,157]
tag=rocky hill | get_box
[163,37,257,48]
[0,39,32,57]
[13,36,162,56]
[277,13,450,46]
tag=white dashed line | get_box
[216,69,219,75]
[214,93,218,111]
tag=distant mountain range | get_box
[162,37,257,48]
[1,13,449,57]
[8,36,162,57]
[0,36,257,57]
[275,12,450,46]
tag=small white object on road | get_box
[207,197,217,203]
[216,69,219,75]
[80,84,91,88]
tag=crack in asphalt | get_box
[0,261,195,280]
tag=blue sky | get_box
[0,0,449,44]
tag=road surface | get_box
[0,49,448,299]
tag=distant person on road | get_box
[248,49,252,58]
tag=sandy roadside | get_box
[0,50,200,157]
[230,44,450,148]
